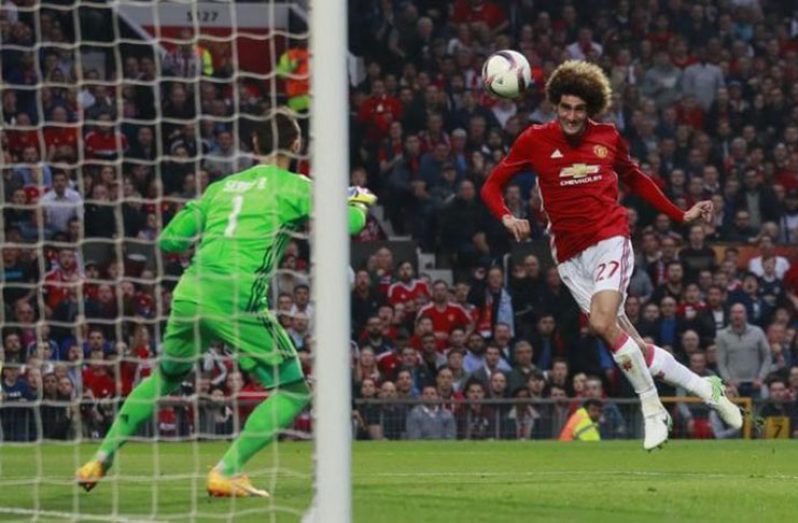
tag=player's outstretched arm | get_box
[158,181,221,252]
[683,200,713,224]
[159,202,203,253]
[279,174,374,235]
[480,129,533,241]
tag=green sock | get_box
[97,371,184,463]
[218,380,310,476]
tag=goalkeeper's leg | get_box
[99,364,189,460]
[77,305,200,491]
[206,312,310,497]
[207,367,310,498]
[76,364,192,491]
[215,379,310,475]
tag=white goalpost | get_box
[309,0,353,520]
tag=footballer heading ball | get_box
[482,50,532,99]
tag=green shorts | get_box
[161,299,304,389]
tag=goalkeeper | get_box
[77,109,376,498]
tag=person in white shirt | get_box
[40,171,83,233]
[748,235,790,279]
[565,28,603,60]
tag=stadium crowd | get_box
[2,0,798,442]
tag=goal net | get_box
[0,0,349,521]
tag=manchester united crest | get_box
[593,145,608,158]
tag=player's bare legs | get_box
[589,290,670,450]
[617,316,743,429]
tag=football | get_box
[481,50,532,99]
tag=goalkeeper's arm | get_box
[347,186,377,234]
[159,181,222,252]
[159,201,202,253]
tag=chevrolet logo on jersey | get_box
[559,164,601,186]
[560,163,599,179]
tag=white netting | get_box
[0,1,315,521]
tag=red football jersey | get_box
[84,131,128,159]
[44,125,79,152]
[82,367,116,398]
[417,302,472,337]
[387,280,430,306]
[482,119,685,263]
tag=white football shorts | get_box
[556,235,635,316]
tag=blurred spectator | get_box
[728,272,773,327]
[679,225,716,282]
[40,372,76,440]
[676,352,715,439]
[456,380,496,439]
[472,266,514,337]
[40,171,82,233]
[359,315,395,356]
[417,280,473,346]
[452,1,508,37]
[506,340,535,394]
[405,385,456,440]
[584,376,626,439]
[559,399,602,442]
[358,79,402,146]
[641,50,682,109]
[529,313,564,371]
[759,376,798,438]
[715,303,771,398]
[387,261,430,313]
[354,378,382,440]
[353,347,382,390]
[351,269,386,335]
[748,235,791,279]
[681,46,724,110]
[84,112,129,160]
[0,364,35,441]
[276,40,309,112]
[162,28,213,78]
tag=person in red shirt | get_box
[43,105,79,160]
[371,246,395,295]
[452,0,508,35]
[82,349,117,399]
[6,112,39,156]
[43,247,81,312]
[417,280,474,347]
[84,112,129,160]
[387,261,430,315]
[358,79,403,145]
[480,60,741,450]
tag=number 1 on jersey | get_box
[224,195,244,237]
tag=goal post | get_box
[309,0,353,520]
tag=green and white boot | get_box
[705,376,743,429]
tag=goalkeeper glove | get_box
[347,186,377,211]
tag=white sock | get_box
[648,344,713,401]
[612,334,662,415]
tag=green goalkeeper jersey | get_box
[159,164,366,312]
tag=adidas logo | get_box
[551,149,563,159]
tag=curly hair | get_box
[545,60,612,117]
